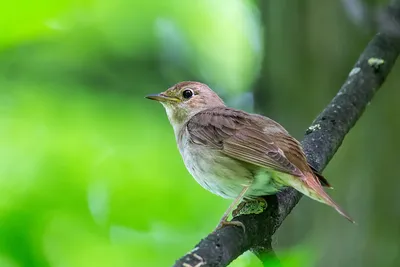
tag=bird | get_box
[145,81,354,229]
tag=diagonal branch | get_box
[173,13,400,267]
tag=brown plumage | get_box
[146,81,354,226]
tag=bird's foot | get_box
[232,197,268,217]
[214,220,246,233]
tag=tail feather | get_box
[313,184,356,224]
[297,172,355,223]
[309,165,333,189]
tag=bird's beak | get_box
[145,93,180,103]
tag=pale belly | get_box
[179,142,284,199]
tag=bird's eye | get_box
[182,89,194,99]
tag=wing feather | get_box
[186,107,306,177]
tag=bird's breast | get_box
[178,134,251,199]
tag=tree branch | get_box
[173,14,400,267]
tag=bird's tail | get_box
[299,172,356,223]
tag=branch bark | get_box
[173,12,400,267]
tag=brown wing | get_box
[263,122,332,188]
[186,107,308,177]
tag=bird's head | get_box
[146,81,225,132]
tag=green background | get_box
[1,0,399,266]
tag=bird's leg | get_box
[215,185,250,232]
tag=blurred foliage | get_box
[1,0,400,267]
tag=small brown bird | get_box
[146,81,354,228]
